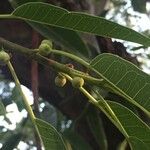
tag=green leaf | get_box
[9,0,89,57]
[11,86,25,112]
[117,139,128,150]
[0,100,6,115]
[0,100,11,124]
[29,22,90,57]
[131,0,146,13]
[1,133,22,150]
[63,129,92,150]
[86,107,107,150]
[35,118,67,150]
[90,53,150,116]
[105,101,150,150]
[10,2,150,46]
[128,136,149,150]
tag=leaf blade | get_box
[86,107,107,150]
[0,100,6,115]
[2,133,22,150]
[90,53,150,115]
[29,22,89,57]
[128,136,149,150]
[35,118,67,150]
[105,101,150,150]
[63,129,92,150]
[11,2,150,46]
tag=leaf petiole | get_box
[0,14,12,19]
[62,73,128,138]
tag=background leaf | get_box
[104,101,150,150]
[29,22,90,57]
[86,107,107,150]
[11,86,24,112]
[0,100,6,115]
[35,118,67,150]
[131,0,146,13]
[63,129,92,150]
[1,133,23,150]
[11,2,150,46]
[90,53,150,115]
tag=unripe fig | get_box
[41,40,53,49]
[0,51,10,65]
[39,43,52,56]
[72,77,84,88]
[55,74,66,87]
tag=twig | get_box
[0,37,104,85]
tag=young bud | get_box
[39,43,52,56]
[0,51,10,65]
[72,77,84,88]
[41,40,53,49]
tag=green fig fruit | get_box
[41,40,53,49]
[72,77,84,88]
[39,39,53,56]
[55,75,67,87]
